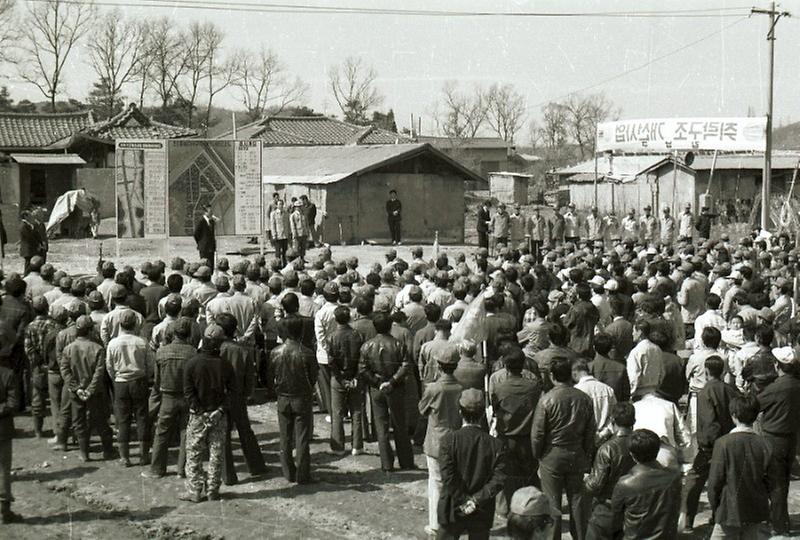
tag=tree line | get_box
[0,0,619,154]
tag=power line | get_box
[528,16,750,109]
[25,0,752,18]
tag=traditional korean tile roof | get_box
[83,103,196,142]
[220,115,409,146]
[0,110,94,150]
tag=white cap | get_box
[589,275,606,287]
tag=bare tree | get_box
[234,47,307,121]
[560,92,618,159]
[436,81,487,139]
[87,9,146,119]
[178,21,223,128]
[204,54,239,134]
[18,0,95,111]
[130,20,155,109]
[147,17,189,110]
[0,0,18,64]
[485,83,526,142]
[328,56,383,124]
[531,102,569,152]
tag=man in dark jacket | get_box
[695,206,715,240]
[531,356,595,540]
[181,324,234,502]
[679,355,738,533]
[19,210,43,275]
[270,317,318,484]
[0,346,19,523]
[589,333,630,403]
[192,203,217,262]
[476,200,491,250]
[217,313,267,483]
[438,388,506,539]
[611,429,681,539]
[328,306,364,454]
[359,312,414,472]
[386,190,402,245]
[584,402,636,540]
[604,296,634,362]
[563,283,600,359]
[489,348,541,517]
[59,316,114,462]
[146,317,195,478]
[757,348,800,534]
[707,395,773,539]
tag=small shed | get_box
[262,143,484,243]
[489,172,530,205]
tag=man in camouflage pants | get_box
[181,324,234,502]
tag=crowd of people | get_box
[0,197,798,540]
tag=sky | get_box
[2,0,800,141]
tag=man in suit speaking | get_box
[193,204,218,263]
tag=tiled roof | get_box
[221,115,409,146]
[0,111,94,149]
[83,103,196,142]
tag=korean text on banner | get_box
[596,117,767,153]
[115,140,167,239]
[234,140,263,236]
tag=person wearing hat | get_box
[603,210,620,245]
[437,388,506,538]
[359,312,415,472]
[509,204,526,251]
[490,203,511,253]
[0,320,19,523]
[695,206,716,241]
[150,295,182,352]
[314,281,340,418]
[181,324,235,501]
[96,260,118,307]
[23,296,61,438]
[377,267,400,308]
[386,189,402,246]
[619,208,639,244]
[100,284,143,346]
[526,207,548,262]
[678,203,693,243]
[289,200,310,259]
[204,276,232,327]
[706,396,773,540]
[60,315,114,462]
[659,206,676,247]
[563,203,580,244]
[19,208,46,275]
[418,343,462,536]
[507,485,559,540]
[639,205,657,245]
[270,199,291,266]
[0,275,31,410]
[756,346,800,534]
[427,271,454,311]
[193,202,218,264]
[106,309,153,467]
[489,348,542,519]
[327,306,366,456]
[585,206,604,244]
[190,265,218,310]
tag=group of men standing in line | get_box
[477,199,719,255]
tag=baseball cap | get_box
[203,323,225,343]
[773,346,796,365]
[110,284,127,300]
[118,309,138,328]
[323,281,339,296]
[87,290,104,307]
[458,389,484,413]
[75,315,94,332]
[509,486,558,518]
[194,265,212,279]
[758,307,776,324]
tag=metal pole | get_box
[763,3,775,231]
[671,150,678,216]
[593,152,598,207]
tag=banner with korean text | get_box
[596,117,767,153]
[115,140,168,238]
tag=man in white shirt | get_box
[573,359,616,441]
[620,209,639,243]
[693,294,726,349]
[633,392,690,470]
[626,320,664,399]
[678,203,693,242]
[314,281,340,418]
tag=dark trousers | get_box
[224,399,267,482]
[681,445,712,521]
[765,432,796,534]
[369,385,414,470]
[199,249,215,264]
[330,377,364,452]
[71,394,114,455]
[540,460,590,540]
[150,393,187,476]
[497,433,538,516]
[530,239,543,262]
[477,231,489,249]
[316,364,332,414]
[114,378,150,459]
[388,219,402,243]
[274,238,288,266]
[23,258,32,276]
[293,237,307,259]
[276,395,313,483]
[0,439,10,503]
[586,500,615,540]
[49,373,72,444]
[437,522,490,540]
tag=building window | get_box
[30,169,47,206]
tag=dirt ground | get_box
[2,234,799,539]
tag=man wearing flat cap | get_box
[289,200,309,259]
[437,388,506,539]
[757,346,800,534]
[640,206,657,245]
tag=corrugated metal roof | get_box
[10,153,86,165]
[691,153,800,171]
[262,143,484,185]
[556,155,669,176]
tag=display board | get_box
[596,117,767,153]
[114,139,263,238]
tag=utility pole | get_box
[752,2,790,231]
